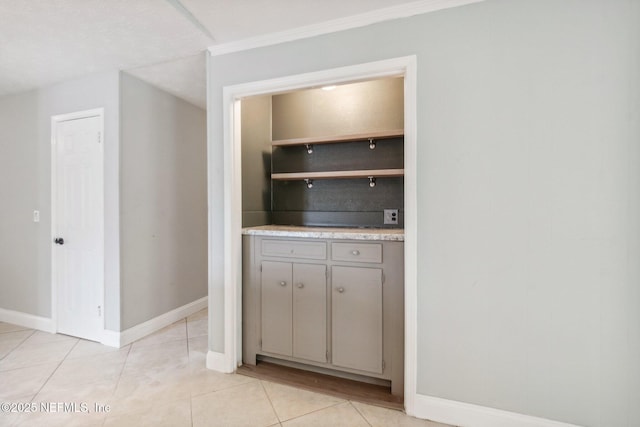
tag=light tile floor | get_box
[0,309,450,427]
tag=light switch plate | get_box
[384,209,398,225]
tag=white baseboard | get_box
[206,350,236,373]
[101,329,121,348]
[0,308,55,333]
[412,394,583,427]
[101,296,208,348]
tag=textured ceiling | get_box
[126,53,207,109]
[0,0,420,107]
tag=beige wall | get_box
[241,95,272,227]
[272,77,403,140]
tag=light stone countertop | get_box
[241,225,404,241]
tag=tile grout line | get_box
[186,316,194,427]
[102,343,133,427]
[129,336,190,350]
[275,399,347,424]
[185,318,191,357]
[259,380,283,425]
[101,342,133,426]
[0,326,32,334]
[29,337,80,403]
[189,390,194,427]
[0,329,36,362]
[129,319,190,350]
[107,344,133,404]
[189,375,258,399]
[350,400,374,427]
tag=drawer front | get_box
[262,239,327,260]
[331,242,382,264]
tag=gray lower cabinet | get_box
[260,261,293,356]
[243,234,404,396]
[293,263,327,363]
[261,261,327,363]
[332,266,383,374]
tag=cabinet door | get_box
[332,266,383,374]
[261,261,292,356]
[292,263,327,363]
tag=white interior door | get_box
[52,110,104,341]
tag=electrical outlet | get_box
[383,209,398,225]
[33,210,40,223]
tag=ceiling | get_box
[0,0,421,109]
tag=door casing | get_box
[210,55,418,415]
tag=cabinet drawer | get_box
[262,240,327,260]
[331,242,382,264]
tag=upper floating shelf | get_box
[272,169,404,181]
[271,129,404,147]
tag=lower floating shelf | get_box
[271,169,404,181]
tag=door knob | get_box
[337,287,345,293]
[297,283,304,289]
[54,237,64,245]
[279,281,286,286]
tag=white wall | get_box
[0,71,207,334]
[119,73,208,329]
[0,91,44,315]
[0,71,121,331]
[207,1,640,425]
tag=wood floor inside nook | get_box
[237,361,404,411]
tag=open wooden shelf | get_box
[272,168,404,181]
[271,129,404,147]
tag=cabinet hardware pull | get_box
[279,281,286,286]
[337,287,345,293]
[351,250,360,255]
[297,283,304,289]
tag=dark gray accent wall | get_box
[271,138,404,173]
[271,139,404,228]
[120,73,207,330]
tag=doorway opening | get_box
[215,56,418,414]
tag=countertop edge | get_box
[241,226,405,242]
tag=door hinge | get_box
[382,360,386,371]
[382,273,385,284]
[259,339,262,349]
[97,132,102,144]
[259,264,262,272]
[97,305,102,317]
[326,350,329,362]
